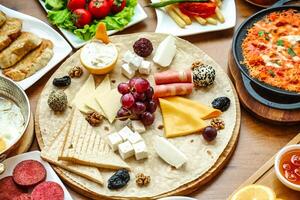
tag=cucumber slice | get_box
[45,0,65,10]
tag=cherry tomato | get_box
[111,0,126,14]
[178,2,216,18]
[88,0,111,19]
[67,0,86,11]
[73,8,92,28]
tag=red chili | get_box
[178,2,216,18]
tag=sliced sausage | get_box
[13,160,46,187]
[13,193,31,200]
[31,181,64,200]
[0,176,26,200]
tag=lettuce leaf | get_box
[47,0,137,41]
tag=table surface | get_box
[1,0,300,199]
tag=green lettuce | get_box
[47,0,137,41]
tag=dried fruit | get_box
[192,61,216,87]
[47,90,68,112]
[108,169,130,190]
[86,111,103,126]
[68,66,83,78]
[133,38,153,57]
[53,76,71,87]
[210,118,225,130]
[135,173,150,187]
[211,97,230,112]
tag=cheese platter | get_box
[35,28,240,199]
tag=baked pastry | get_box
[0,17,22,51]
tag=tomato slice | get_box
[178,2,216,18]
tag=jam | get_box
[279,150,300,185]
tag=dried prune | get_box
[108,169,130,190]
[53,76,71,87]
[211,97,230,112]
[133,38,153,57]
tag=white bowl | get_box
[274,144,300,191]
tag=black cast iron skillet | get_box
[232,0,300,98]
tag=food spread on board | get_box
[242,9,300,93]
[0,11,54,81]
[149,0,225,28]
[43,0,137,41]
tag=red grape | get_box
[141,112,155,126]
[147,100,157,113]
[117,108,131,121]
[132,92,146,101]
[202,126,217,142]
[121,93,135,108]
[133,78,150,93]
[118,83,130,94]
[131,102,146,115]
[145,87,154,99]
[129,77,139,88]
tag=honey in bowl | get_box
[279,149,300,185]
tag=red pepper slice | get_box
[178,2,216,18]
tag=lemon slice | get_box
[231,185,276,200]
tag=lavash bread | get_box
[36,33,237,198]
[0,11,6,27]
[0,17,22,51]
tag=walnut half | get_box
[86,112,103,127]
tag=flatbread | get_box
[36,33,237,198]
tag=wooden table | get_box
[2,0,300,199]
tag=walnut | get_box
[135,173,150,187]
[210,118,225,130]
[86,112,103,127]
[68,66,83,78]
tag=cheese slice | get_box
[96,88,122,123]
[71,75,95,113]
[159,96,222,138]
[85,75,111,115]
[59,109,130,170]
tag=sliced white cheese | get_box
[96,88,121,123]
[154,136,187,169]
[85,75,111,115]
[118,141,134,160]
[121,63,135,79]
[153,35,176,67]
[72,75,95,113]
[131,120,146,133]
[133,141,148,160]
[139,60,151,75]
[118,126,134,141]
[127,131,143,144]
[107,132,123,151]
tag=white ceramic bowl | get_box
[274,144,300,191]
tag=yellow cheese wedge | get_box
[85,75,111,115]
[71,75,95,113]
[159,96,222,138]
[96,88,122,123]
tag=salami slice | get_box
[31,181,64,200]
[154,69,192,85]
[154,83,193,98]
[13,193,31,200]
[0,176,25,200]
[13,160,46,187]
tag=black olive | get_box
[212,97,230,112]
[53,76,71,87]
[108,169,130,190]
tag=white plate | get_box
[159,196,198,200]
[0,151,73,200]
[38,1,148,49]
[153,0,236,36]
[0,5,72,90]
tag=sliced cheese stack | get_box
[107,126,148,160]
[59,108,130,170]
[121,50,152,78]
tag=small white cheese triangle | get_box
[153,35,176,67]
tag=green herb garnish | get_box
[258,31,264,37]
[267,70,275,77]
[288,48,296,57]
[277,39,284,46]
[146,0,208,8]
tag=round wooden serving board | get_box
[35,33,241,199]
[228,51,300,124]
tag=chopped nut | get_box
[158,125,164,130]
[68,66,83,78]
[86,112,103,127]
[135,173,150,187]
[210,118,225,130]
[104,126,109,131]
[111,80,116,83]
[0,163,5,175]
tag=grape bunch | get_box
[117,77,157,126]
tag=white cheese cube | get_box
[121,63,135,79]
[129,55,143,70]
[139,61,151,75]
[133,141,148,160]
[122,50,135,63]
[127,131,143,144]
[118,126,134,141]
[153,35,176,67]
[107,132,123,151]
[131,120,146,133]
[118,141,134,160]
